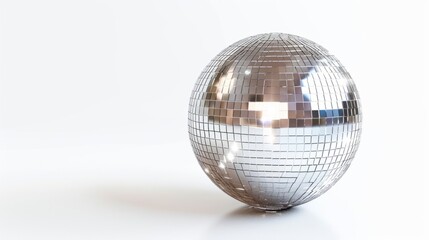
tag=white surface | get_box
[0,0,428,239]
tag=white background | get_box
[0,0,428,239]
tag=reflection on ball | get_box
[188,33,362,210]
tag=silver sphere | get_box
[188,33,362,210]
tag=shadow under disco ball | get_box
[188,33,362,211]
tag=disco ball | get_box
[188,33,362,211]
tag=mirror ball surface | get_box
[188,33,362,210]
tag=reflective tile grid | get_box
[188,33,362,210]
